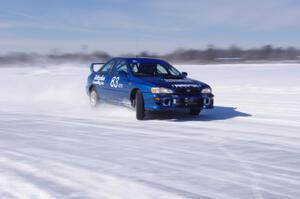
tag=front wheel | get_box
[89,87,99,107]
[190,108,201,116]
[136,90,145,120]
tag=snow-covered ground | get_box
[0,63,300,199]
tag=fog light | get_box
[204,98,211,105]
[162,98,171,106]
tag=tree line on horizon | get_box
[0,45,300,66]
[150,45,300,63]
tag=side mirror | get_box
[182,72,188,77]
[118,71,128,79]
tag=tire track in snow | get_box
[1,111,300,198]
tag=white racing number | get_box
[110,76,122,88]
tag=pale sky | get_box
[1,0,300,55]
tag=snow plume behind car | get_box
[0,64,134,118]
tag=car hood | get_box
[138,76,209,89]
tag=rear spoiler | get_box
[90,63,105,73]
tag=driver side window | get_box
[157,64,168,74]
[115,60,128,74]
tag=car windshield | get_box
[129,61,182,77]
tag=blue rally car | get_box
[86,57,214,120]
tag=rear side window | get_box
[100,60,115,73]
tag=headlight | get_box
[151,87,173,94]
[201,88,212,94]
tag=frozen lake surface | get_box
[0,63,300,199]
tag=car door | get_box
[94,59,115,101]
[109,59,131,105]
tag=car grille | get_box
[175,87,202,94]
[175,98,204,107]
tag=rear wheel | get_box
[136,90,145,120]
[190,108,201,116]
[89,87,99,107]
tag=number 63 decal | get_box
[110,76,120,88]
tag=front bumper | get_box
[143,93,214,111]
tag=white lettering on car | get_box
[93,75,105,86]
[172,84,201,88]
[164,79,194,83]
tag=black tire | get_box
[89,87,99,107]
[190,108,201,116]
[131,97,136,108]
[136,90,145,120]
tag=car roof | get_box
[113,57,168,64]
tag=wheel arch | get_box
[88,85,96,93]
[130,88,140,102]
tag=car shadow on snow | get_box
[146,106,252,122]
